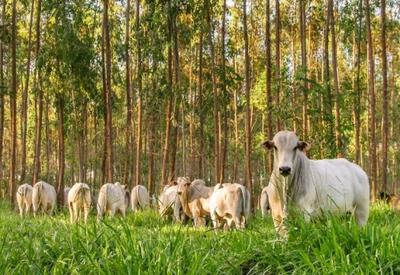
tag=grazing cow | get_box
[32,181,57,216]
[259,185,270,217]
[177,177,213,227]
[131,185,150,212]
[97,182,129,219]
[379,192,400,210]
[16,184,33,217]
[261,130,369,237]
[158,181,184,222]
[68,183,91,224]
[64,187,71,207]
[209,183,247,229]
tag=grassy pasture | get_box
[0,203,399,274]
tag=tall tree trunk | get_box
[364,0,377,200]
[330,0,342,157]
[219,0,227,183]
[0,0,5,184]
[380,0,388,193]
[198,32,204,179]
[243,0,252,204]
[103,0,113,183]
[45,99,50,179]
[275,0,281,130]
[265,0,273,172]
[21,0,35,182]
[124,0,133,187]
[168,15,180,182]
[9,0,17,205]
[323,0,335,157]
[56,96,65,206]
[32,0,43,185]
[353,0,363,164]
[206,0,220,184]
[299,0,308,138]
[161,9,174,187]
[135,0,142,186]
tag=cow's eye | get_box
[293,146,298,151]
[273,145,278,150]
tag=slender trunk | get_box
[219,0,227,183]
[56,96,65,206]
[0,0,5,184]
[103,0,113,183]
[124,0,133,186]
[45,99,50,179]
[161,9,173,186]
[32,0,43,185]
[188,48,194,179]
[243,0,252,204]
[265,0,273,172]
[9,0,17,205]
[299,0,308,138]
[168,15,180,182]
[135,0,142,186]
[365,0,377,200]
[206,0,220,184]
[323,0,335,157]
[380,0,388,193]
[354,0,363,164]
[147,109,155,196]
[275,0,281,131]
[198,32,204,179]
[21,0,35,182]
[330,0,342,157]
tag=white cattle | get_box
[131,185,150,212]
[220,183,251,223]
[158,181,184,222]
[97,182,129,219]
[32,181,57,216]
[68,183,91,224]
[261,130,370,237]
[209,183,246,229]
[259,185,270,217]
[16,184,33,217]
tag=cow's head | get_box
[261,131,309,177]
[176,177,192,216]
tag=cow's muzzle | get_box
[279,166,291,176]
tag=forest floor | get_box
[0,203,399,274]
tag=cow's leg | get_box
[109,206,116,218]
[84,203,90,224]
[234,215,243,230]
[69,203,74,223]
[211,211,220,229]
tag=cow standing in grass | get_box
[209,183,248,229]
[177,178,213,227]
[32,181,57,216]
[97,182,129,219]
[259,185,270,218]
[16,184,33,217]
[261,131,370,237]
[131,185,150,212]
[68,183,91,224]
[158,181,184,222]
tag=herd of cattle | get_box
[12,131,396,235]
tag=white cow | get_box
[32,181,57,216]
[131,185,150,212]
[158,181,184,222]
[261,130,369,237]
[68,183,91,224]
[97,182,129,219]
[16,184,33,217]
[209,183,246,229]
[259,185,270,217]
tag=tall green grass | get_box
[0,203,399,274]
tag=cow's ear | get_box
[169,180,178,186]
[261,140,274,150]
[297,141,310,151]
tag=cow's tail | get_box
[36,182,43,206]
